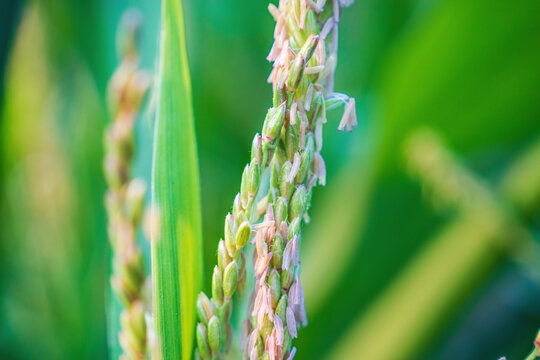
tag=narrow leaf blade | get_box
[151,0,203,358]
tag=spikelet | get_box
[104,9,151,360]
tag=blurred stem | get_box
[404,129,536,253]
[328,128,540,360]
[302,140,376,315]
[499,136,540,219]
[328,211,503,360]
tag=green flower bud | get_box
[288,217,301,240]
[279,161,294,200]
[246,195,258,223]
[280,116,288,138]
[289,185,308,220]
[196,323,211,359]
[300,34,319,63]
[271,234,284,269]
[240,164,249,207]
[283,331,293,355]
[262,102,286,144]
[207,315,222,355]
[232,192,242,218]
[275,197,288,226]
[306,188,313,213]
[256,334,264,358]
[224,214,236,257]
[272,83,286,108]
[235,221,251,249]
[212,266,223,305]
[217,240,231,270]
[223,261,238,299]
[305,11,318,40]
[286,55,305,92]
[295,135,314,184]
[270,159,280,189]
[281,268,294,290]
[247,158,260,199]
[274,145,287,168]
[283,124,299,161]
[276,294,288,322]
[267,187,277,204]
[262,313,273,337]
[309,92,324,128]
[251,133,262,164]
[196,292,214,325]
[268,269,281,309]
[272,85,279,108]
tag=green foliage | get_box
[0,4,108,359]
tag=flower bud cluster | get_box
[104,14,151,360]
[196,101,286,359]
[197,0,356,358]
[196,108,280,359]
[243,1,357,359]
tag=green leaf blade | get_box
[151,0,203,359]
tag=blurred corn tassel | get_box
[195,0,356,359]
[104,9,151,360]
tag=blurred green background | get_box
[1,0,540,359]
